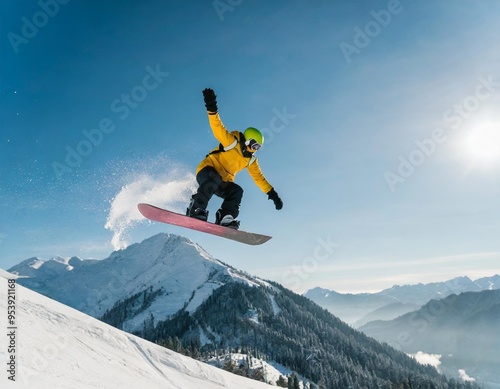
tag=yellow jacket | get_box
[196,113,273,194]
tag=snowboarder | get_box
[186,88,283,229]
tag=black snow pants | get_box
[191,166,243,218]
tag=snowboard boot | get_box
[186,199,209,222]
[215,209,240,230]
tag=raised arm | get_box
[203,88,235,147]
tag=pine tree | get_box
[276,375,288,387]
[172,336,182,353]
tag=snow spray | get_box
[105,164,197,250]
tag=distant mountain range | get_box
[7,233,478,388]
[304,275,500,326]
[360,290,500,388]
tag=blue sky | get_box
[1,0,499,293]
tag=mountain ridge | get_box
[359,289,500,387]
[304,274,500,325]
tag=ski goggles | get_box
[246,139,261,151]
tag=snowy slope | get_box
[9,233,269,332]
[0,269,273,389]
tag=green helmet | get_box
[244,127,264,146]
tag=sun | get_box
[462,121,500,166]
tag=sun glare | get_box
[462,121,500,166]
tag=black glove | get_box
[267,188,283,210]
[202,88,218,113]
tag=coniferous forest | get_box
[101,281,479,389]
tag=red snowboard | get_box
[137,203,272,246]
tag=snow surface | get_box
[206,353,296,387]
[269,295,282,316]
[0,269,273,389]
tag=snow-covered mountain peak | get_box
[10,256,44,272]
[9,256,77,278]
[51,255,70,263]
[443,275,474,289]
[304,286,341,299]
[107,233,220,267]
[8,233,268,333]
[39,255,75,273]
